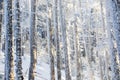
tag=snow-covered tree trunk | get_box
[4,0,14,80]
[110,0,120,79]
[29,0,37,80]
[72,1,81,79]
[72,12,81,80]
[0,15,1,45]
[59,0,71,80]
[53,0,61,80]
[117,6,120,63]
[0,0,3,43]
[46,0,55,80]
[111,0,120,69]
[73,21,81,80]
[105,0,120,80]
[104,51,110,80]
[14,0,23,79]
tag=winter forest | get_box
[0,0,120,80]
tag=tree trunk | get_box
[0,0,3,43]
[74,23,81,80]
[4,0,14,80]
[72,1,81,79]
[59,0,71,80]
[0,14,1,47]
[111,1,120,76]
[29,0,37,80]
[105,0,119,79]
[46,0,55,80]
[14,0,23,79]
[53,0,61,79]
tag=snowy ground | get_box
[0,49,102,80]
[0,49,50,80]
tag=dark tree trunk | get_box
[29,0,37,80]
[4,0,14,80]
[14,0,24,79]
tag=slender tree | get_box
[105,0,120,79]
[112,0,120,67]
[14,0,23,79]
[99,0,111,79]
[0,0,3,43]
[59,0,71,80]
[29,0,37,79]
[73,20,81,80]
[72,1,81,79]
[4,0,14,80]
[53,0,61,79]
[46,0,55,80]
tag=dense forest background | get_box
[0,0,120,80]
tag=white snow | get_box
[0,49,50,80]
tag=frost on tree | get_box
[4,0,14,80]
[46,0,55,80]
[0,0,3,43]
[59,0,71,80]
[105,0,120,80]
[112,0,120,67]
[29,0,37,80]
[53,0,61,80]
[14,0,23,79]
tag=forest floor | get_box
[0,49,101,80]
[0,49,50,80]
[0,49,68,80]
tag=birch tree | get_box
[29,0,37,79]
[46,0,55,80]
[59,0,71,79]
[4,0,14,80]
[14,0,23,79]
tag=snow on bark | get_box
[0,0,3,43]
[105,0,120,80]
[29,0,37,80]
[14,0,24,79]
[53,0,61,80]
[59,0,71,80]
[46,0,55,80]
[4,0,14,80]
[72,1,81,79]
[111,0,120,73]
[73,21,81,80]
